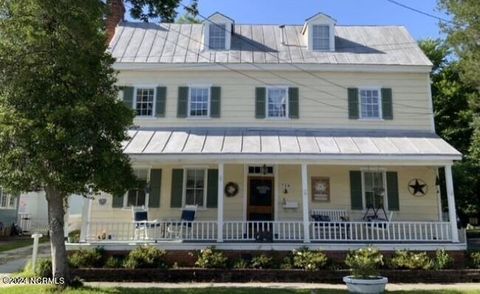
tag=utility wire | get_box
[385,0,453,24]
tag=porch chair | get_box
[131,206,158,240]
[167,205,197,239]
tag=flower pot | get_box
[343,276,388,294]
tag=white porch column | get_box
[445,165,459,242]
[301,163,310,243]
[217,163,224,242]
[79,196,90,242]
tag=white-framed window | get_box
[0,188,16,209]
[184,168,207,207]
[312,24,330,51]
[267,87,288,118]
[359,88,382,119]
[189,87,210,117]
[135,88,155,117]
[125,169,149,207]
[209,23,227,50]
[362,171,387,210]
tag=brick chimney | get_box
[106,0,125,43]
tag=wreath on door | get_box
[224,182,239,197]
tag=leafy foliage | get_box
[250,254,274,269]
[127,0,198,23]
[388,250,433,270]
[291,247,328,271]
[232,258,249,269]
[469,251,480,269]
[344,246,383,279]
[104,256,124,268]
[194,247,228,269]
[68,248,105,268]
[433,249,453,270]
[23,259,52,278]
[124,246,168,269]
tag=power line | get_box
[385,0,453,24]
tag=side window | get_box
[0,187,16,209]
[189,87,210,117]
[267,87,288,118]
[363,171,385,209]
[184,169,206,207]
[135,88,155,117]
[359,89,381,119]
[126,169,149,207]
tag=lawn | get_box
[2,286,480,294]
[0,237,49,253]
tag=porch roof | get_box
[122,128,461,162]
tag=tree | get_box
[127,0,198,23]
[176,13,201,24]
[419,39,480,219]
[0,0,136,284]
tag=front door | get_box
[247,177,274,221]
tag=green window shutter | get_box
[255,87,266,119]
[288,87,299,119]
[112,193,124,208]
[381,88,393,120]
[387,171,400,211]
[348,88,359,119]
[206,169,218,208]
[210,86,221,118]
[350,171,363,210]
[155,87,167,117]
[177,87,189,118]
[170,169,184,208]
[122,86,134,109]
[148,169,162,208]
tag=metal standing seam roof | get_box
[109,22,432,66]
[122,128,461,160]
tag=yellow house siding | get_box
[118,71,433,131]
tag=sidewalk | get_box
[0,243,50,274]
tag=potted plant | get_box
[343,246,388,293]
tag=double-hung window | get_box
[312,25,330,51]
[209,23,226,50]
[126,169,148,207]
[184,169,206,207]
[360,89,381,119]
[135,88,155,117]
[267,87,288,118]
[0,187,16,209]
[189,87,210,117]
[363,171,386,209]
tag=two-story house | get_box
[76,0,464,252]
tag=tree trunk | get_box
[45,185,70,285]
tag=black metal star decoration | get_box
[408,178,428,196]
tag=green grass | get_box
[2,286,480,294]
[0,236,49,253]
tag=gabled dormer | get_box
[203,12,234,51]
[302,13,336,52]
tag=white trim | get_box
[113,63,433,74]
[274,164,279,222]
[427,77,436,132]
[182,167,208,209]
[217,163,224,242]
[445,165,459,242]
[358,87,383,120]
[243,164,248,222]
[265,86,290,119]
[301,163,310,243]
[187,86,211,119]
[133,86,157,118]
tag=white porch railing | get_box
[83,220,453,243]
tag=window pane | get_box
[360,89,380,119]
[127,190,137,207]
[209,24,226,50]
[0,189,6,208]
[189,88,209,117]
[267,88,287,118]
[135,88,154,116]
[312,25,330,51]
[185,189,195,205]
[8,195,15,208]
[137,190,146,206]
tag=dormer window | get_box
[209,23,226,50]
[312,25,330,51]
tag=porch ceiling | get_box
[122,128,461,162]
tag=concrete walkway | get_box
[0,243,50,274]
[85,282,480,291]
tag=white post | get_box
[31,233,43,271]
[79,196,89,242]
[64,197,69,241]
[436,168,443,222]
[301,163,310,243]
[217,163,224,242]
[445,165,459,242]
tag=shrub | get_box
[469,252,480,268]
[345,246,383,279]
[69,248,104,268]
[233,259,249,269]
[280,256,293,270]
[124,246,168,269]
[104,256,123,268]
[389,250,433,270]
[68,230,81,243]
[433,249,453,270]
[194,247,228,269]
[23,258,52,278]
[292,247,328,271]
[250,254,273,269]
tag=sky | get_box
[178,0,449,40]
